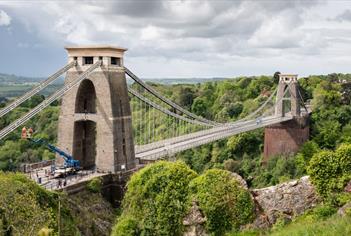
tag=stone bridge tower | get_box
[57,46,135,173]
[275,74,300,117]
[263,74,309,162]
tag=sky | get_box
[1,0,351,78]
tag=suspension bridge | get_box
[0,46,310,190]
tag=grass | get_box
[228,204,351,236]
[270,215,351,236]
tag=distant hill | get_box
[0,73,45,85]
[0,73,65,85]
[0,73,64,99]
[0,72,230,99]
[0,72,228,85]
[141,77,228,85]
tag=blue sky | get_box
[1,1,351,78]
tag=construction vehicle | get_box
[23,134,80,170]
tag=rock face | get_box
[231,172,248,189]
[337,202,351,217]
[182,175,320,233]
[67,190,116,236]
[250,176,319,229]
[344,180,351,193]
[183,201,208,236]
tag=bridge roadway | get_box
[135,115,294,161]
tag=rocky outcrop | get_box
[344,180,351,193]
[337,202,351,217]
[67,190,116,236]
[182,175,320,233]
[183,201,208,236]
[249,176,319,229]
[231,172,248,189]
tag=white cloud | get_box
[141,25,161,41]
[2,1,351,77]
[0,9,11,26]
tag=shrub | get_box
[307,144,351,200]
[111,214,139,236]
[0,172,79,235]
[224,159,240,173]
[311,204,337,220]
[295,141,320,175]
[189,169,255,235]
[115,161,197,235]
[86,177,103,193]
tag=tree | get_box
[227,102,243,118]
[20,94,45,108]
[177,87,194,109]
[189,169,255,235]
[308,144,351,200]
[115,161,197,235]
[191,98,208,118]
[0,173,54,235]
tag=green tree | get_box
[115,161,197,235]
[191,97,208,118]
[307,144,351,200]
[189,169,255,235]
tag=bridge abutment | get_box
[263,115,309,161]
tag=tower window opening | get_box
[83,57,94,65]
[73,56,78,61]
[111,57,121,66]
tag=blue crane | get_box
[29,138,80,169]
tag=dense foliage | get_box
[87,176,103,193]
[0,172,79,235]
[113,162,255,236]
[307,144,351,200]
[114,161,197,235]
[189,169,255,235]
[0,95,59,171]
[176,73,351,188]
[230,204,349,236]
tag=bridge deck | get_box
[136,115,294,161]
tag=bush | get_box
[224,159,240,172]
[307,144,351,200]
[111,215,139,236]
[0,172,78,235]
[114,161,197,235]
[87,177,103,193]
[295,141,320,175]
[189,169,255,235]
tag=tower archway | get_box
[73,120,97,169]
[75,79,96,113]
